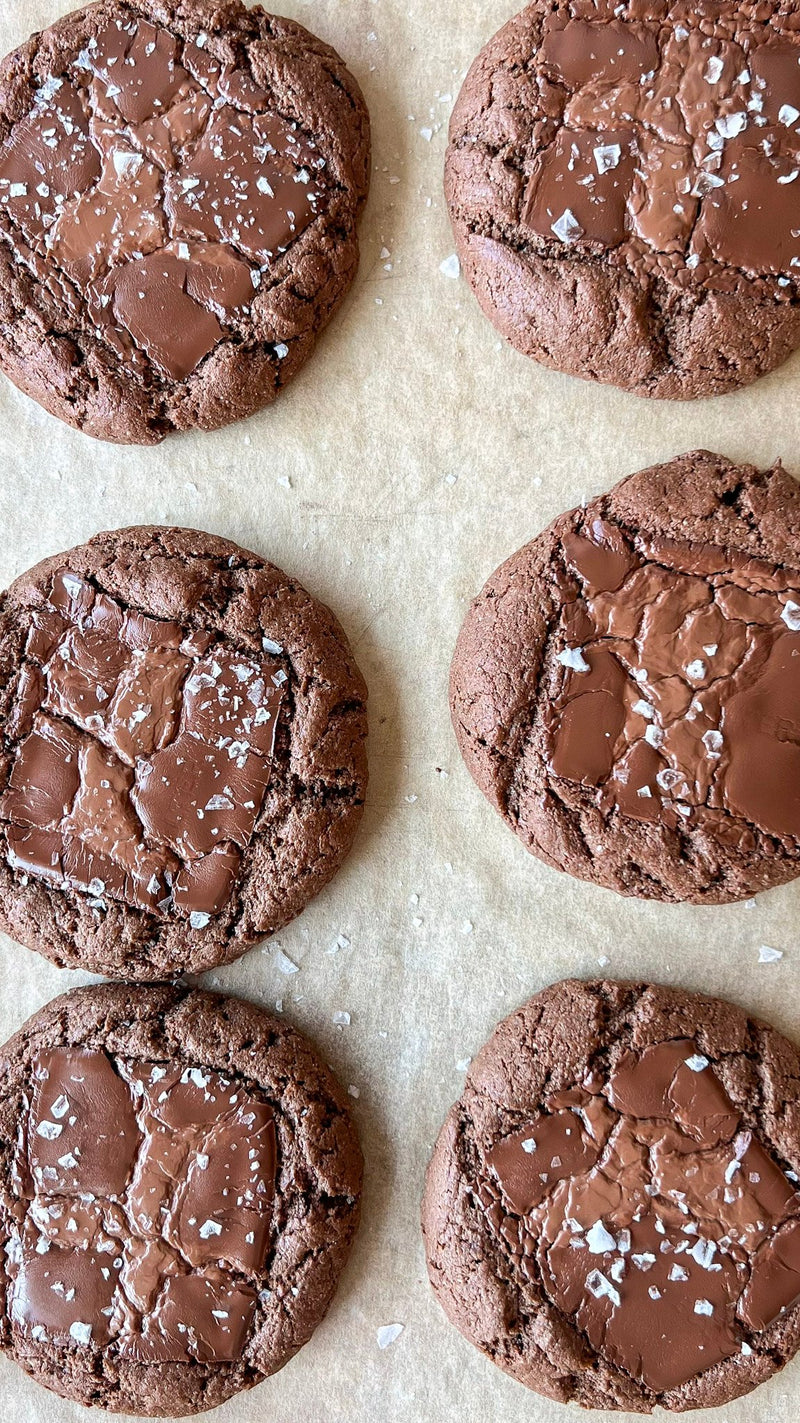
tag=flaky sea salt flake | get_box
[377,1323,404,1349]
[551,208,583,244]
[558,646,590,673]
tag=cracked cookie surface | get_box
[445,0,800,398]
[422,978,800,1412]
[0,524,368,978]
[0,982,362,1416]
[0,0,370,443]
[450,451,800,903]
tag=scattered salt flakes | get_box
[685,659,706,681]
[781,601,800,631]
[332,1011,351,1028]
[51,1094,70,1120]
[274,342,289,359]
[199,1219,222,1239]
[8,182,28,198]
[597,955,610,968]
[669,1263,689,1282]
[377,1323,404,1349]
[694,1299,714,1316]
[420,126,433,141]
[461,920,473,935]
[742,1341,753,1356]
[190,911,210,930]
[558,646,590,673]
[348,1085,360,1099]
[406,794,418,804]
[585,1269,621,1307]
[779,104,800,127]
[594,143,621,174]
[455,1057,471,1072]
[586,1221,617,1254]
[648,1286,662,1301]
[262,636,284,656]
[715,112,747,139]
[704,55,724,84]
[272,947,300,975]
[69,1321,92,1345]
[36,1121,63,1141]
[521,1138,537,1154]
[644,724,664,749]
[759,945,783,964]
[685,1054,709,1073]
[637,786,652,799]
[328,933,351,956]
[256,175,274,196]
[551,208,583,243]
[440,253,460,279]
[380,247,391,261]
[744,899,756,910]
[274,998,283,1013]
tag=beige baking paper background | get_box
[0,1,799,1420]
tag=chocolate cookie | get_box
[0,982,362,1416]
[0,0,369,443]
[423,977,800,1411]
[0,525,368,978]
[451,451,800,904]
[445,2,800,399]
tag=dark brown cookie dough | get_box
[423,977,800,1412]
[0,524,368,978]
[445,1,800,399]
[451,451,800,904]
[0,0,370,443]
[0,982,362,1416]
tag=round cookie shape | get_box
[0,983,362,1416]
[423,978,800,1412]
[451,451,800,904]
[445,1,800,399]
[0,525,368,978]
[0,0,370,443]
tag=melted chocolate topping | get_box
[478,1043,800,1393]
[545,523,800,843]
[523,11,800,289]
[0,17,326,378]
[6,1047,276,1361]
[0,570,284,921]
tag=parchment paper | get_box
[1,2,800,1419]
